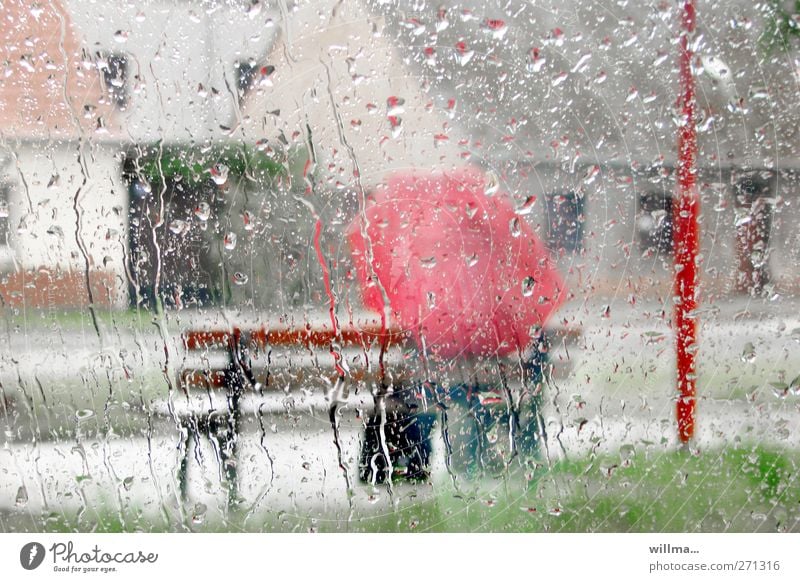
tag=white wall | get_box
[2,143,128,307]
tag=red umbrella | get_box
[348,167,566,360]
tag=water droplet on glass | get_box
[210,163,229,186]
[191,502,207,525]
[642,331,665,345]
[509,217,521,237]
[515,195,536,215]
[571,52,592,74]
[224,232,237,250]
[75,409,95,422]
[232,272,249,285]
[789,375,800,396]
[122,476,134,491]
[113,30,129,44]
[547,27,565,47]
[481,18,508,40]
[727,99,748,115]
[465,253,478,267]
[527,47,546,73]
[772,383,789,399]
[741,342,756,363]
[19,55,35,74]
[246,0,262,18]
[242,211,255,231]
[522,276,536,297]
[0,200,8,218]
[435,7,449,32]
[132,180,151,199]
[419,256,437,269]
[455,42,474,66]
[386,96,405,116]
[388,116,403,138]
[701,55,731,81]
[583,164,600,185]
[15,486,28,507]
[168,219,186,235]
[465,201,479,218]
[194,202,211,221]
[551,71,568,87]
[484,171,499,196]
[426,291,436,309]
[43,224,63,239]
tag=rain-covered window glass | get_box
[2,0,800,537]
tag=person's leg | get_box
[517,339,548,464]
[448,341,549,478]
[358,384,436,483]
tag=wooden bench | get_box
[164,321,409,502]
[165,320,582,496]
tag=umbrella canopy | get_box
[349,167,566,359]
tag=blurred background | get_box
[1,0,799,532]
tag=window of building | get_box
[545,190,585,254]
[234,58,258,103]
[636,191,673,254]
[0,180,9,243]
[0,175,11,266]
[98,52,128,109]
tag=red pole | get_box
[675,0,699,443]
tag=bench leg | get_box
[177,426,192,502]
[217,366,244,508]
